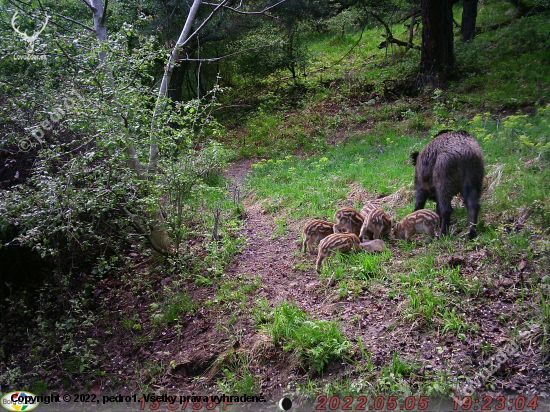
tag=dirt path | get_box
[216,160,406,397]
[189,160,549,401]
[225,158,323,308]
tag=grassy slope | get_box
[2,0,550,404]
[214,0,550,401]
[221,2,550,158]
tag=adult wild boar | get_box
[411,130,485,239]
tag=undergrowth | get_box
[244,102,550,399]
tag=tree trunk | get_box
[418,0,455,87]
[140,0,208,257]
[146,0,229,255]
[85,0,174,255]
[89,0,108,64]
[461,0,478,42]
[148,0,203,176]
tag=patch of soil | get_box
[224,157,257,187]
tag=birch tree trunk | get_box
[85,0,172,254]
[148,0,202,176]
[144,0,205,256]
[89,0,107,63]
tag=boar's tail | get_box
[410,151,419,165]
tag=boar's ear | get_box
[410,151,419,165]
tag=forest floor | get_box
[156,158,550,406]
[1,143,549,411]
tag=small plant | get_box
[252,298,273,326]
[442,265,470,296]
[353,251,389,280]
[151,291,197,326]
[136,359,165,389]
[376,351,420,394]
[357,335,374,371]
[217,353,261,394]
[404,287,444,326]
[402,109,425,131]
[442,308,467,336]
[122,314,142,331]
[266,300,350,372]
[271,217,288,239]
[168,292,197,321]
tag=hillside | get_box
[1,0,550,410]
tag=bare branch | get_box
[178,0,228,50]
[53,37,88,70]
[176,44,272,63]
[54,13,94,31]
[100,0,108,26]
[369,10,419,51]
[79,0,94,12]
[338,19,369,63]
[202,0,287,19]
[36,0,95,31]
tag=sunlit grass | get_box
[247,104,550,227]
[264,300,351,372]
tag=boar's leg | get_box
[414,188,428,211]
[463,187,481,239]
[427,225,436,240]
[405,227,414,241]
[315,255,325,273]
[307,238,315,254]
[437,191,453,237]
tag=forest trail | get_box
[218,159,404,395]
[225,158,322,308]
[162,160,545,399]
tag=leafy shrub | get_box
[0,23,232,273]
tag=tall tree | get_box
[418,0,454,86]
[461,0,478,42]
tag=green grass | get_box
[217,353,261,394]
[223,1,550,160]
[454,14,550,109]
[247,104,550,226]
[247,133,419,220]
[221,2,550,401]
[442,308,468,336]
[211,274,261,307]
[318,249,390,283]
[264,300,351,372]
[244,103,549,398]
[149,290,197,326]
[163,292,197,324]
